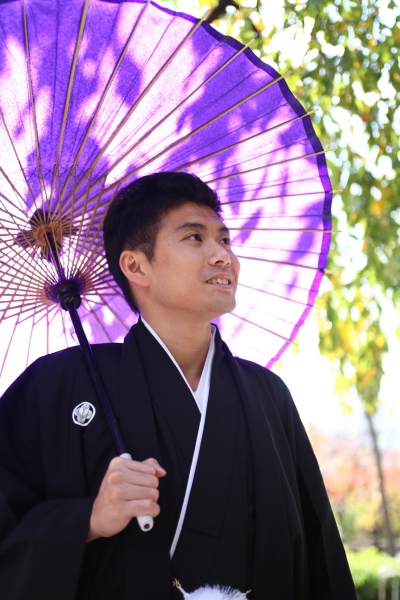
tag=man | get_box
[0,172,356,599]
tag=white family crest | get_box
[72,402,96,426]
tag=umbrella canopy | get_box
[0,0,333,394]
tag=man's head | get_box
[103,172,239,321]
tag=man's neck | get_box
[140,313,212,391]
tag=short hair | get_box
[103,171,221,313]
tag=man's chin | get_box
[206,298,236,321]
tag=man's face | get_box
[139,202,240,321]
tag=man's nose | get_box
[209,240,231,265]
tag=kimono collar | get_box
[140,317,216,414]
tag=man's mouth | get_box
[206,277,231,285]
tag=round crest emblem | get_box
[72,402,96,426]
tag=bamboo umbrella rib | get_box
[51,0,91,205]
[232,244,327,256]
[108,71,292,188]
[69,69,291,208]
[0,274,47,297]
[0,110,36,205]
[2,291,46,312]
[60,310,71,348]
[81,296,112,308]
[4,302,47,323]
[22,0,46,203]
[173,110,317,172]
[196,132,313,178]
[86,38,256,190]
[67,7,212,202]
[235,254,330,272]
[69,175,108,274]
[0,221,56,283]
[98,294,130,330]
[68,167,96,273]
[205,148,335,184]
[229,227,338,233]
[65,165,78,278]
[80,258,111,281]
[224,332,277,362]
[86,278,116,292]
[221,189,341,205]
[5,301,48,322]
[0,287,46,300]
[46,304,59,327]
[69,182,120,274]
[225,211,332,220]
[68,178,95,272]
[0,262,38,323]
[46,310,50,355]
[238,282,315,308]
[0,316,20,378]
[83,270,115,289]
[25,309,38,368]
[28,304,57,330]
[0,256,49,288]
[0,167,31,207]
[230,312,297,344]
[0,259,47,290]
[240,274,319,294]
[238,303,299,327]
[0,212,33,228]
[70,182,336,216]
[95,289,122,297]
[59,0,151,203]
[79,245,109,271]
[84,304,113,343]
[217,175,337,196]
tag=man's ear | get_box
[119,249,151,288]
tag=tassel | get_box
[173,579,250,599]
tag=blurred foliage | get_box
[170,0,400,414]
[346,547,400,600]
[309,426,400,543]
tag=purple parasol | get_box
[0,0,333,395]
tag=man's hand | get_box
[87,457,166,542]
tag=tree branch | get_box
[206,0,240,23]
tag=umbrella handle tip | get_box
[137,514,154,532]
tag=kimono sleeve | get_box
[0,359,94,600]
[287,389,357,600]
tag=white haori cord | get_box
[169,328,215,559]
[141,321,249,597]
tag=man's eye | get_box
[220,237,231,245]
[186,233,202,241]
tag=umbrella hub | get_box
[15,209,77,262]
[44,276,86,311]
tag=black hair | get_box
[103,171,221,313]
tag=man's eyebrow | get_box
[174,221,230,234]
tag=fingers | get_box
[107,468,160,490]
[108,481,160,503]
[126,498,161,518]
[143,457,167,477]
[88,456,166,541]
[114,456,166,477]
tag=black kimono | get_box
[0,320,356,599]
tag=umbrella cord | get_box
[66,300,127,456]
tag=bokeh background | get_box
[165,0,400,597]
